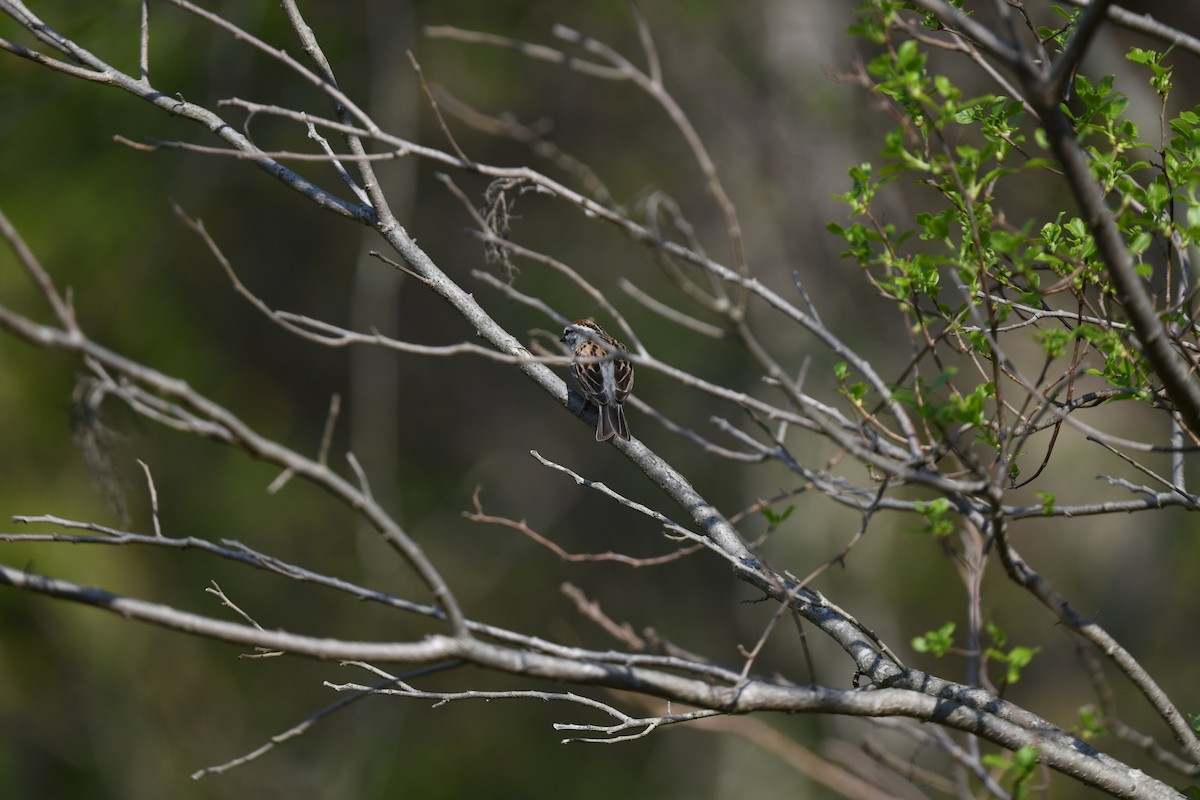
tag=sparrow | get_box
[559,319,635,441]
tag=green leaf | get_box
[986,641,1042,685]
[1004,646,1039,684]
[984,745,1040,799]
[1128,230,1153,255]
[1126,46,1173,96]
[1125,47,1157,67]
[912,498,955,538]
[981,754,1011,770]
[760,505,795,531]
[1012,745,1039,771]
[912,622,956,657]
[1035,328,1071,359]
[1076,706,1108,741]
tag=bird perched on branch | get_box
[560,319,634,441]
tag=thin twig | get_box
[407,49,470,163]
[135,459,162,537]
[560,582,645,650]
[193,661,463,779]
[464,485,703,567]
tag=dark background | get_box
[2,2,1199,798]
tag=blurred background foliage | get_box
[1,1,1199,798]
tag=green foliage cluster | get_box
[911,620,1040,687]
[837,6,1200,791]
[832,1,1200,483]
